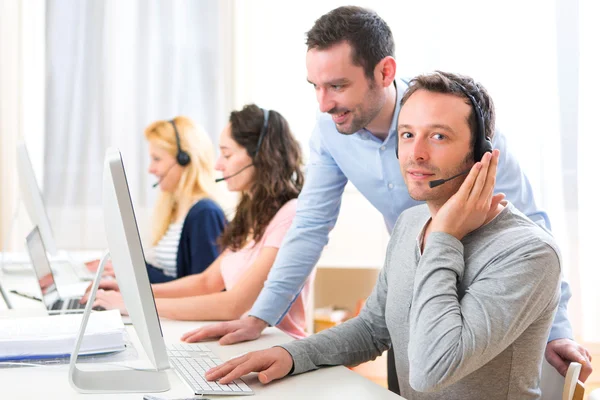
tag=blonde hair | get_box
[145,116,218,246]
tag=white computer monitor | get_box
[16,142,58,255]
[69,148,170,393]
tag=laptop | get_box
[26,227,88,314]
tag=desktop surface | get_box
[0,316,403,399]
[0,272,404,399]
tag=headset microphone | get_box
[428,170,469,188]
[215,163,255,183]
[152,162,177,188]
[215,108,270,184]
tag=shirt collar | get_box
[383,79,408,145]
[354,79,408,143]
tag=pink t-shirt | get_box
[220,199,314,339]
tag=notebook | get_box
[0,309,125,361]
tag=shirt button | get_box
[388,183,394,189]
[380,145,386,151]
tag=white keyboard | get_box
[167,343,254,396]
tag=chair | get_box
[541,359,585,400]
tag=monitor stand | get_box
[0,280,12,309]
[68,251,170,393]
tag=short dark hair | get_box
[306,6,395,80]
[400,71,496,146]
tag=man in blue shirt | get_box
[182,5,592,387]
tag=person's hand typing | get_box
[205,347,293,385]
[92,289,128,315]
[80,279,120,304]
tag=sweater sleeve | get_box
[280,251,391,374]
[407,232,561,392]
[176,200,226,278]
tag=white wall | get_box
[577,0,600,343]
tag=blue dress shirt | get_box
[249,80,572,342]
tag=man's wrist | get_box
[435,227,468,241]
[248,315,269,329]
[274,345,296,375]
[428,222,463,241]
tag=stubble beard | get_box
[334,83,385,135]
[405,151,474,204]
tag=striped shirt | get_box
[152,222,184,278]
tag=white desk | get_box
[0,269,404,400]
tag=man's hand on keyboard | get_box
[80,279,120,304]
[205,347,293,385]
[181,316,268,345]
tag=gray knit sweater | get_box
[281,202,561,399]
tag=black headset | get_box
[456,84,493,162]
[253,108,270,158]
[214,108,270,183]
[169,119,191,166]
[395,83,492,162]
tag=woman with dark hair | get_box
[87,104,313,339]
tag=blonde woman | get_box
[143,116,226,283]
[87,116,226,283]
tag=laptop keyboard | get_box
[51,298,86,310]
[167,343,253,396]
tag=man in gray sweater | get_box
[204,72,562,399]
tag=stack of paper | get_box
[0,309,125,360]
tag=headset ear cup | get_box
[475,137,493,162]
[170,119,190,166]
[483,137,493,155]
[177,151,191,166]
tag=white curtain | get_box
[0,0,45,253]
[577,0,600,342]
[0,0,21,252]
[44,0,232,250]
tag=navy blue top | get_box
[146,198,226,283]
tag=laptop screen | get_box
[25,227,60,308]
